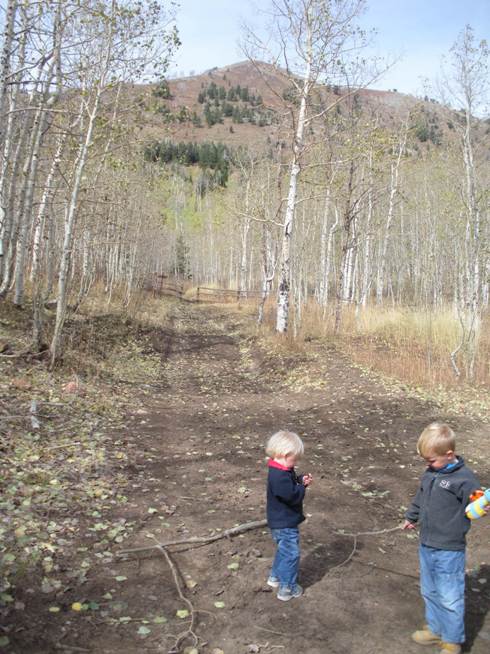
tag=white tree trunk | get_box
[276,58,311,332]
[376,124,407,303]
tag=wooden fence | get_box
[145,274,268,304]
[195,287,264,303]
[145,274,184,299]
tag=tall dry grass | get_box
[263,298,489,388]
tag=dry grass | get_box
[260,299,490,389]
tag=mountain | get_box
[131,60,487,152]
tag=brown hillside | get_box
[127,60,486,152]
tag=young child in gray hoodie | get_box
[403,422,483,654]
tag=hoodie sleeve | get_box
[405,485,422,523]
[455,469,481,507]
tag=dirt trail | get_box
[13,302,490,654]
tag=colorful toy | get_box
[465,489,490,520]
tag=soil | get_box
[4,302,490,654]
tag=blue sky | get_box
[170,0,489,97]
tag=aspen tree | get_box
[443,26,488,379]
[244,0,368,332]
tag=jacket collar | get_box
[268,458,292,471]
[430,455,465,474]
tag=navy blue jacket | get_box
[405,456,480,551]
[266,461,306,529]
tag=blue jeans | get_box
[419,544,466,644]
[270,527,300,590]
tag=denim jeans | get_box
[270,527,300,590]
[419,544,466,644]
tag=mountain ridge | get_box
[133,60,484,152]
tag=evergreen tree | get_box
[153,79,172,99]
[175,232,190,277]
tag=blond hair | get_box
[417,422,456,457]
[266,430,304,459]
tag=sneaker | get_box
[277,584,303,601]
[440,644,461,654]
[267,576,279,588]
[412,626,441,646]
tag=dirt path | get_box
[11,302,490,654]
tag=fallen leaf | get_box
[137,625,151,636]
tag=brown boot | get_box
[412,626,442,646]
[439,643,462,654]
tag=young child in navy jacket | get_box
[265,430,312,601]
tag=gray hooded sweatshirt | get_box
[405,457,480,551]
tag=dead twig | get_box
[335,525,403,538]
[328,525,402,574]
[46,441,82,451]
[353,559,419,580]
[256,626,293,637]
[153,541,199,654]
[328,535,358,572]
[328,524,407,574]
[0,348,31,358]
[118,519,267,555]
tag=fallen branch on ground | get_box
[117,518,268,556]
[335,524,403,538]
[117,519,267,653]
[329,524,407,574]
[153,540,199,654]
[0,348,31,358]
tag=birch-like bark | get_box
[50,9,115,365]
[238,178,251,298]
[360,151,374,307]
[0,1,24,274]
[30,132,67,282]
[276,50,311,332]
[0,0,17,145]
[13,91,56,305]
[376,122,407,303]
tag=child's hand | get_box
[302,474,313,487]
[402,520,417,530]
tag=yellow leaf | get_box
[71,602,83,611]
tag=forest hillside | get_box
[1,3,489,652]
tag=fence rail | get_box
[145,274,184,299]
[196,287,264,303]
[145,275,270,304]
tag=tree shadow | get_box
[464,564,490,651]
[300,537,363,589]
